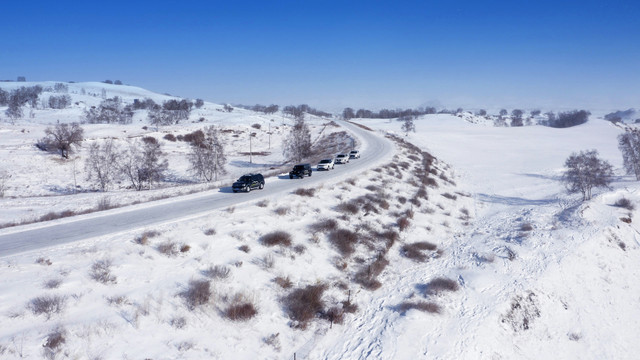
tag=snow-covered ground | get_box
[1,82,639,359]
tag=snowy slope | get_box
[1,83,639,359]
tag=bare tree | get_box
[511,109,524,126]
[85,140,121,191]
[562,149,613,201]
[618,129,640,180]
[188,126,227,182]
[401,116,415,135]
[43,123,84,158]
[499,109,508,118]
[120,140,168,190]
[283,116,312,162]
[195,99,204,109]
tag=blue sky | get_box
[2,0,638,111]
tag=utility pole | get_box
[249,132,256,164]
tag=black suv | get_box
[232,173,265,192]
[289,164,312,179]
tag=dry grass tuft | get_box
[28,295,67,319]
[423,277,459,296]
[328,229,359,256]
[283,284,327,328]
[261,231,292,247]
[294,188,316,197]
[182,279,212,310]
[401,241,437,262]
[90,259,117,284]
[309,218,338,233]
[202,265,231,279]
[396,301,441,314]
[225,293,257,321]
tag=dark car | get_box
[232,173,265,192]
[289,164,312,179]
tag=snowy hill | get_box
[1,82,639,359]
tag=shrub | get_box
[442,192,457,200]
[337,201,359,215]
[256,199,269,207]
[170,316,187,329]
[294,188,316,197]
[44,278,63,289]
[328,229,359,256]
[157,241,179,256]
[396,301,441,314]
[182,279,211,310]
[500,291,540,332]
[203,228,216,236]
[274,276,293,288]
[238,244,251,253]
[251,123,262,129]
[261,231,292,247]
[135,230,160,245]
[36,257,52,266]
[293,244,306,254]
[225,294,257,321]
[397,216,411,231]
[614,197,635,210]
[309,218,338,233]
[274,206,289,216]
[28,295,67,319]
[283,284,327,328]
[354,255,389,290]
[520,223,533,231]
[202,265,231,279]
[322,306,344,325]
[142,136,157,144]
[43,327,66,357]
[401,242,437,262]
[424,277,459,296]
[163,133,177,142]
[180,244,191,253]
[90,259,116,284]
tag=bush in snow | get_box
[283,284,327,329]
[43,326,66,359]
[400,242,437,262]
[328,229,359,256]
[423,277,459,296]
[260,231,292,247]
[90,259,117,284]
[202,265,231,279]
[614,197,635,210]
[182,279,212,310]
[396,301,441,314]
[224,293,258,321]
[27,295,67,319]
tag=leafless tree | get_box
[120,140,168,190]
[499,109,508,118]
[618,129,640,180]
[85,140,121,191]
[43,123,84,158]
[283,116,312,162]
[195,99,204,108]
[401,116,415,135]
[511,109,524,126]
[188,126,227,182]
[562,149,613,201]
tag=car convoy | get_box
[232,150,361,192]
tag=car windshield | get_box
[239,176,252,182]
[320,160,331,164]
[337,155,345,158]
[350,151,357,154]
[294,165,304,170]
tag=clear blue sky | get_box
[2,0,638,111]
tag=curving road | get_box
[0,120,394,258]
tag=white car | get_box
[317,158,335,170]
[335,154,350,164]
[349,150,360,159]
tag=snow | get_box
[1,82,639,359]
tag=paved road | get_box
[0,121,394,257]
